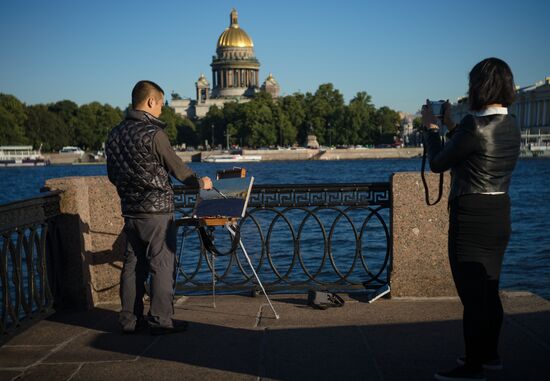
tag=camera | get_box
[429,100,445,118]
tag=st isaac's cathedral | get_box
[171,9,280,119]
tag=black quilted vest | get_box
[106,110,174,214]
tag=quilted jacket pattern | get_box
[106,110,174,214]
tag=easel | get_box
[177,168,279,319]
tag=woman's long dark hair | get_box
[468,58,516,112]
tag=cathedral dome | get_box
[216,9,254,49]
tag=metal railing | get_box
[173,182,392,293]
[0,182,392,335]
[0,192,61,336]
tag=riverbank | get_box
[197,147,423,163]
[43,148,424,165]
[42,146,549,165]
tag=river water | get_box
[1,158,549,299]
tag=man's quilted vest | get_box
[106,114,173,214]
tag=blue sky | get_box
[1,0,549,114]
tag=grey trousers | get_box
[119,214,177,329]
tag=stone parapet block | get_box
[391,172,456,297]
[44,176,124,308]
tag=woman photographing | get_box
[422,57,521,381]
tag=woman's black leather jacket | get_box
[424,113,521,201]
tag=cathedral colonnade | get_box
[213,68,259,88]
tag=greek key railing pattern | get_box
[0,192,61,336]
[173,183,391,293]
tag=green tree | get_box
[305,83,345,145]
[278,94,305,145]
[240,98,276,147]
[159,105,180,144]
[25,105,71,151]
[96,104,123,149]
[74,102,123,150]
[201,104,226,148]
[344,91,377,145]
[272,103,296,146]
[0,94,27,145]
[159,105,199,147]
[373,106,401,144]
[49,100,78,144]
[176,117,199,147]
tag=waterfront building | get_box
[0,145,49,166]
[171,9,280,119]
[513,77,550,150]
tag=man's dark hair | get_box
[468,58,515,112]
[131,80,164,108]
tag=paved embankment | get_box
[195,148,423,162]
[242,148,423,161]
[0,291,548,381]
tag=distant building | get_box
[451,76,550,136]
[171,9,280,119]
[261,73,280,98]
[512,77,550,134]
[399,113,420,146]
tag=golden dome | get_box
[217,9,254,49]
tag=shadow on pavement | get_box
[42,306,550,381]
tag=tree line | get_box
[0,94,124,152]
[199,83,402,148]
[0,83,402,152]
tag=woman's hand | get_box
[442,101,457,131]
[421,100,439,130]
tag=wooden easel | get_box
[179,167,279,319]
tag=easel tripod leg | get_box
[211,251,216,308]
[227,226,280,319]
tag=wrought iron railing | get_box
[173,182,392,293]
[0,192,61,336]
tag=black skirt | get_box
[449,193,511,280]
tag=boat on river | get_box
[202,154,262,163]
[59,146,85,156]
[0,146,50,167]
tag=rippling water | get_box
[1,158,548,299]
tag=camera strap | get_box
[421,135,444,206]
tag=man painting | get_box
[106,80,212,335]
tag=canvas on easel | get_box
[193,176,254,219]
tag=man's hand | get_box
[201,176,213,190]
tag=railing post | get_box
[0,192,60,338]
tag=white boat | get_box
[202,154,262,163]
[59,146,85,156]
[0,146,49,167]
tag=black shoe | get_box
[150,320,189,336]
[121,318,149,334]
[434,366,486,381]
[456,356,502,370]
